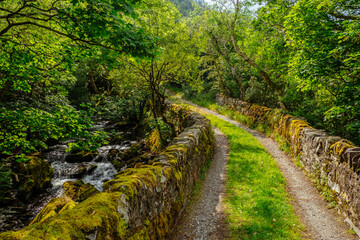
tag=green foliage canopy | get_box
[285,0,360,142]
[0,0,156,100]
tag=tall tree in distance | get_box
[169,0,206,16]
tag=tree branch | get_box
[328,11,360,20]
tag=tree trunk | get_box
[88,72,99,94]
[230,33,276,91]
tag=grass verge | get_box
[185,106,304,239]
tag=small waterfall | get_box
[0,121,137,233]
[29,142,132,215]
[82,144,131,191]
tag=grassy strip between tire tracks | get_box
[184,104,304,239]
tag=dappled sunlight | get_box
[205,114,303,240]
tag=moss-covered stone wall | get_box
[0,112,214,240]
[217,93,360,229]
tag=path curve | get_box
[175,96,357,240]
[170,128,231,240]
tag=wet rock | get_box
[70,164,88,178]
[112,159,127,171]
[109,133,124,144]
[88,165,98,174]
[119,142,145,161]
[110,141,148,171]
[108,149,120,161]
[65,150,97,163]
[94,155,104,162]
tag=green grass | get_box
[202,113,304,240]
[166,85,217,109]
[168,89,305,238]
[201,113,303,239]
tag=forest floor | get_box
[171,96,357,240]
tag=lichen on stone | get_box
[331,139,355,157]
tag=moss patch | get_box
[1,192,127,240]
[13,156,54,201]
[63,180,99,202]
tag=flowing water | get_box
[0,121,135,233]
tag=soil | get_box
[172,96,358,240]
[170,128,231,240]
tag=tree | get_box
[0,0,156,100]
[0,0,157,160]
[285,0,360,142]
[198,0,291,108]
[169,0,206,16]
[122,0,199,115]
[113,0,201,140]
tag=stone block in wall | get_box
[344,148,360,172]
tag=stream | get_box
[0,121,136,233]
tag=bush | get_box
[0,99,108,162]
[89,95,148,123]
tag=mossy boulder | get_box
[63,180,99,202]
[117,141,146,161]
[13,156,54,202]
[30,196,76,225]
[111,152,156,172]
[109,133,124,144]
[0,192,128,240]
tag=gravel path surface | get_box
[170,128,231,240]
[172,96,357,240]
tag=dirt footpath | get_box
[172,96,357,240]
[170,128,231,240]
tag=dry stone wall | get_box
[217,93,360,229]
[0,111,214,240]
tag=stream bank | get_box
[0,121,143,233]
[0,109,215,240]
